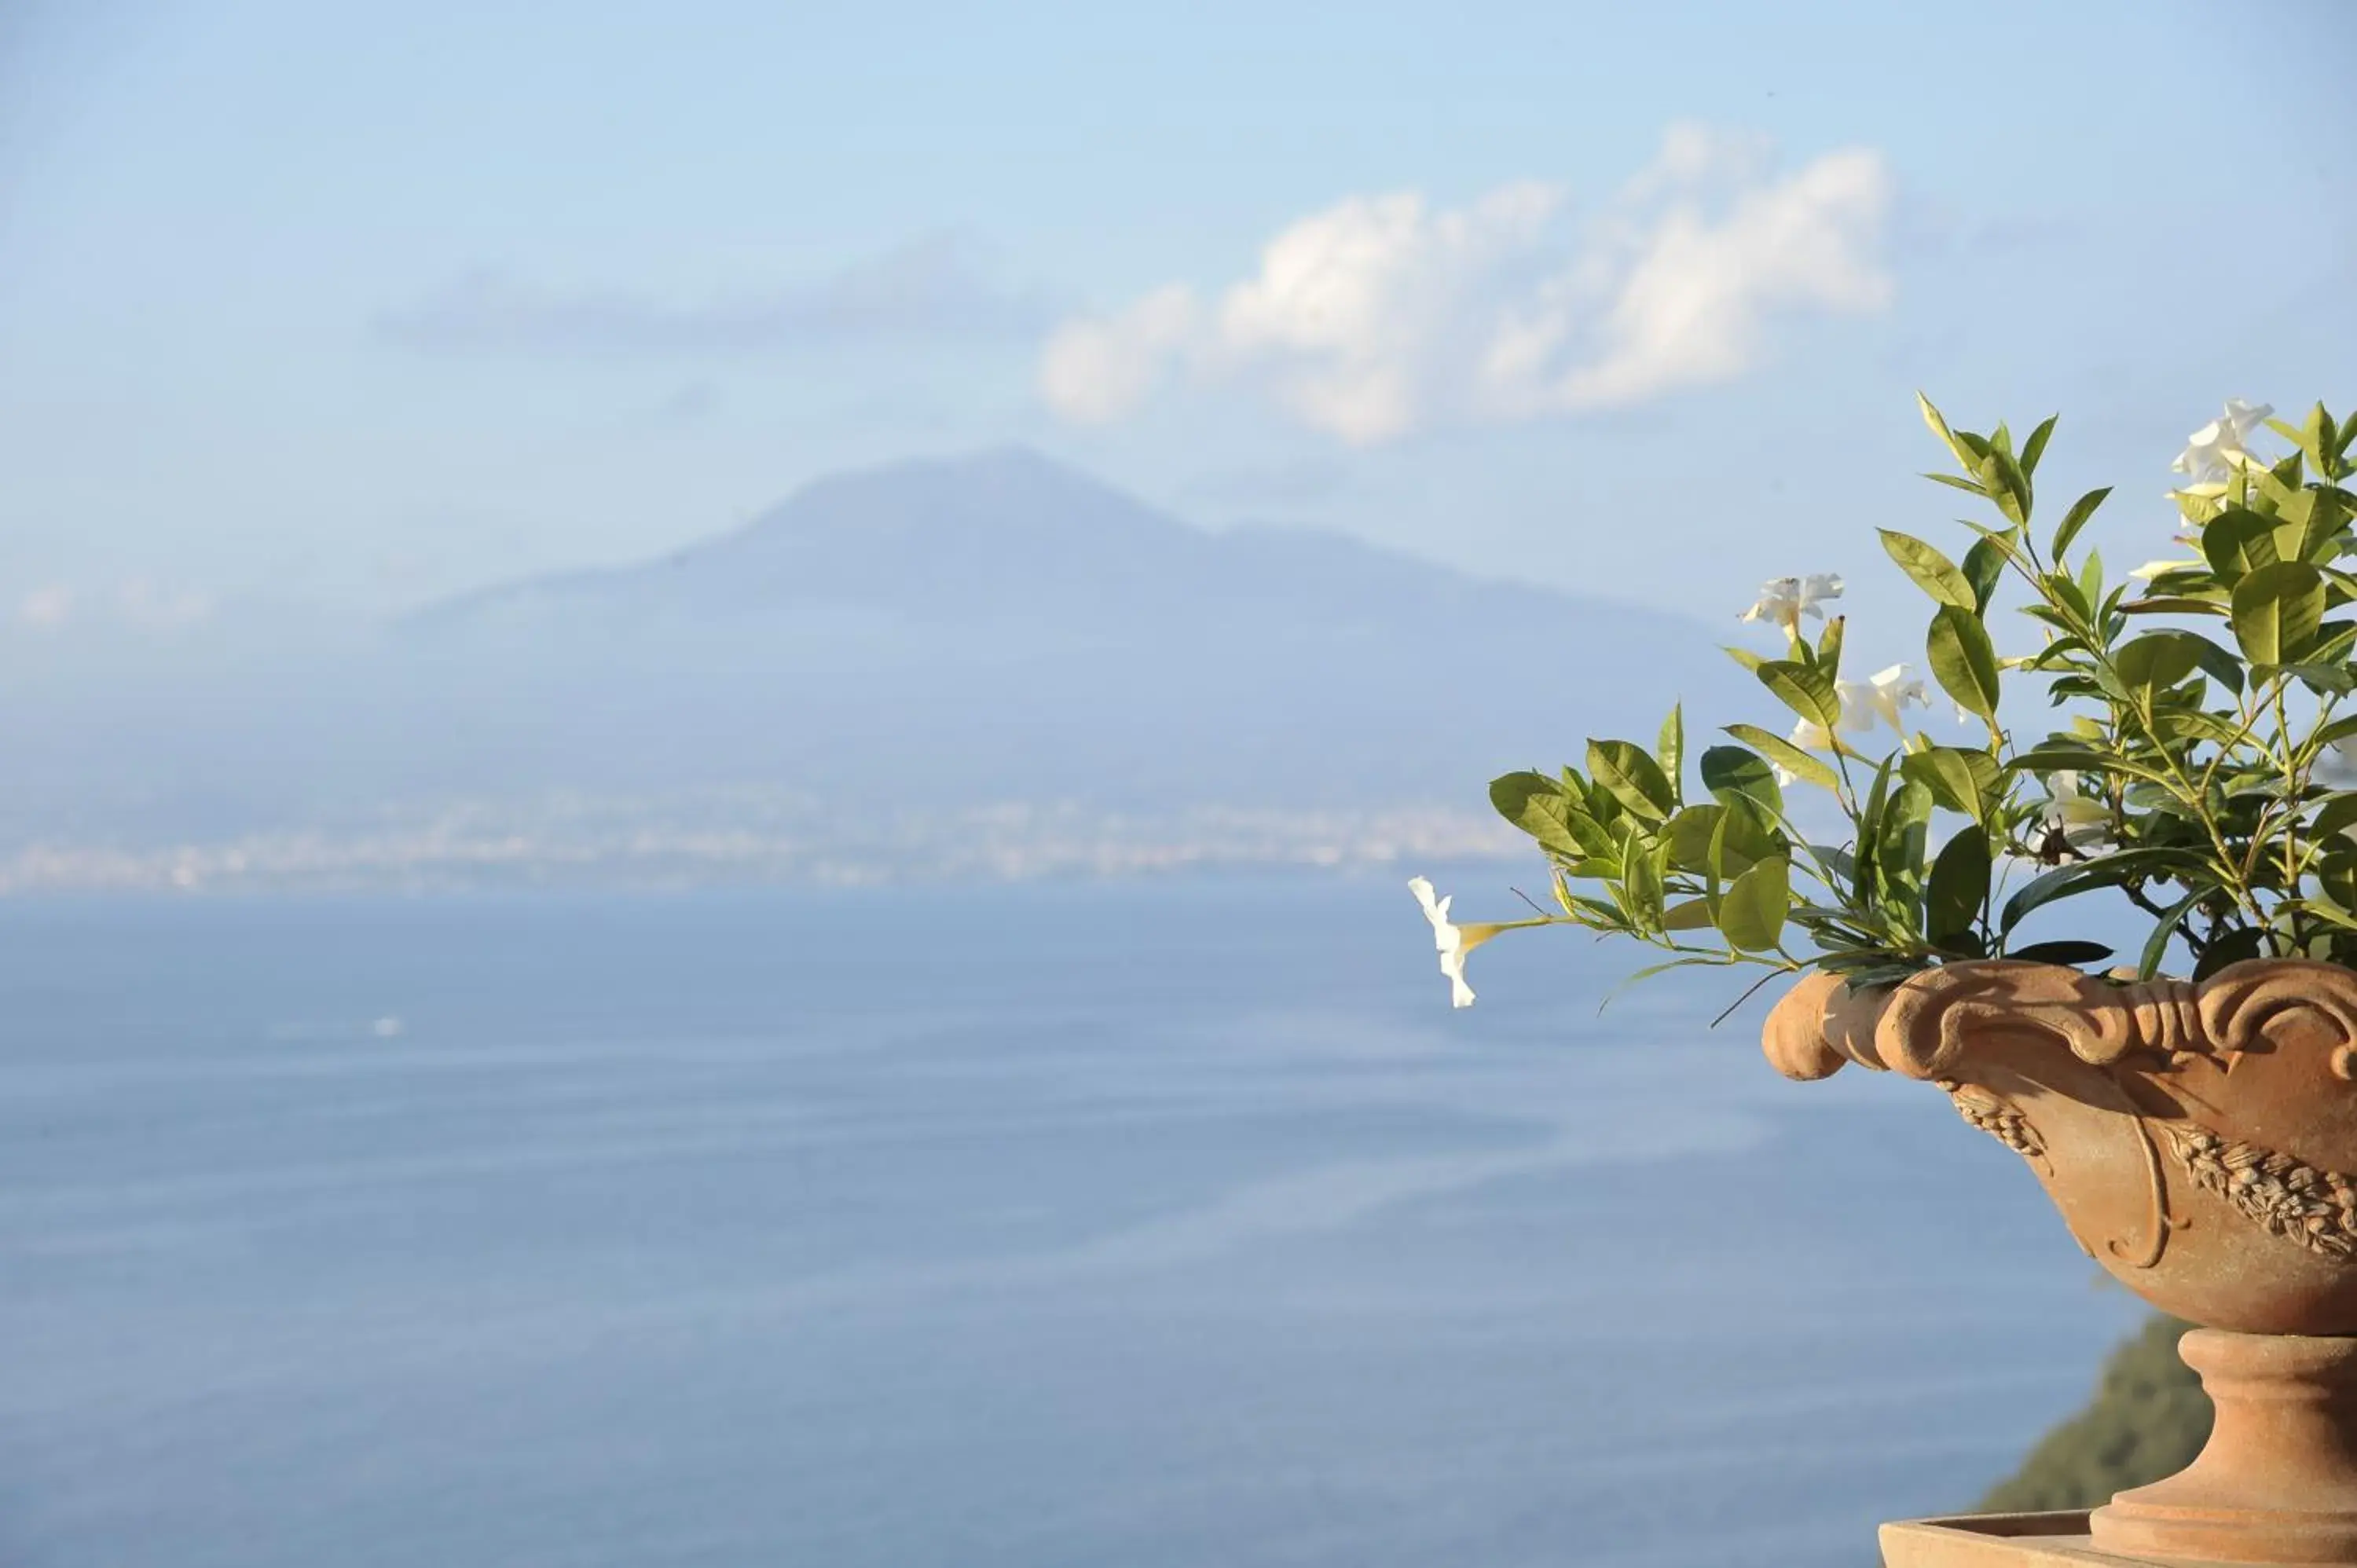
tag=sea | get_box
[0,874,2144,1568]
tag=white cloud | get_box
[16,584,74,630]
[10,581,215,634]
[1038,284,1200,424]
[115,579,214,631]
[380,232,1051,357]
[1038,125,1894,443]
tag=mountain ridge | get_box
[402,444,1596,650]
[0,446,1750,852]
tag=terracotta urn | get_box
[1765,958,2357,1564]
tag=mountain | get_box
[0,448,1749,860]
[409,445,1602,659]
[381,446,1743,804]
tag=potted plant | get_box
[1414,396,2357,1565]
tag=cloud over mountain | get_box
[1039,124,1893,443]
[379,232,1052,357]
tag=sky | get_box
[2,0,2353,658]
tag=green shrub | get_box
[1977,1315,2211,1512]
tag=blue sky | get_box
[2,0,2352,658]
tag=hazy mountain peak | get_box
[709,443,1190,559]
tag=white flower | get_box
[2044,771,2109,850]
[2172,399,2275,486]
[1787,664,1928,757]
[1409,876,1499,1009]
[1739,573,1844,632]
[1848,663,1930,732]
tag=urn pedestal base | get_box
[1880,1512,2142,1566]
[2090,1331,2357,1565]
[1883,1333,2357,1566]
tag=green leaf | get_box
[2136,885,2213,979]
[1661,899,1717,932]
[1586,740,1676,823]
[1620,837,1664,928]
[2230,560,2328,665]
[2194,926,2267,980]
[2273,485,2348,564]
[1816,614,1845,674]
[1981,447,2033,526]
[2201,507,2280,584]
[1488,771,1580,855]
[1879,529,1976,609]
[2112,631,2205,694]
[2312,794,2357,841]
[1664,804,1726,872]
[1755,660,1843,732]
[1917,392,1968,467]
[2008,745,2121,773]
[1657,704,1684,793]
[1924,828,1991,943]
[1724,724,1838,792]
[2122,595,2230,617]
[1875,779,1935,925]
[2287,662,2357,695]
[1699,745,1783,815]
[2007,745,2167,783]
[2020,414,2058,476]
[2279,403,2336,473]
[2049,487,2109,562]
[1707,797,1782,877]
[1715,855,1791,953]
[1901,746,2000,822]
[2042,569,2093,625]
[2179,631,2246,697]
[1853,753,1898,905]
[2007,940,2115,967]
[1926,605,2002,723]
[1999,848,2199,932]
[1962,536,2007,614]
[1838,963,1934,992]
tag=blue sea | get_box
[0,876,2142,1568]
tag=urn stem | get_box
[2092,1328,2357,1564]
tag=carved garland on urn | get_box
[1934,1079,2047,1162]
[2160,1123,2357,1263]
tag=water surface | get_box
[0,878,2139,1567]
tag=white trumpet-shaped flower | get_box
[1739,573,1844,633]
[1409,876,1501,1009]
[1774,665,1934,785]
[1848,663,1930,732]
[1785,665,1930,762]
[2172,399,2275,486]
[2044,771,2110,850]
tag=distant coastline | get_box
[0,793,1523,895]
